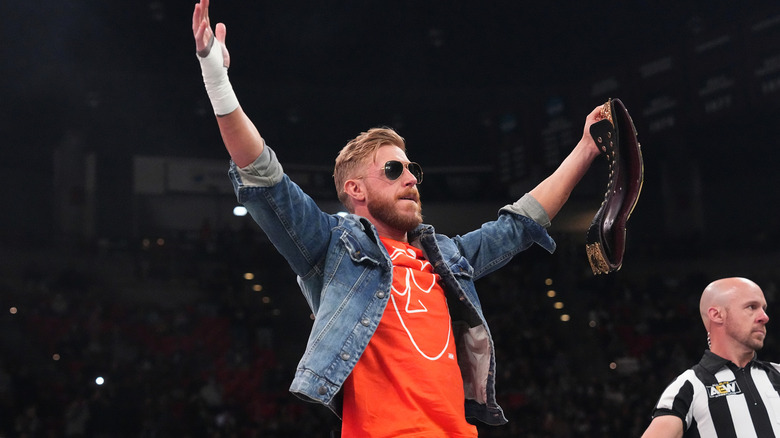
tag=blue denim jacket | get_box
[229,145,556,426]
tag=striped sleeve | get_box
[652,370,697,431]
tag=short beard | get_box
[747,335,765,351]
[725,318,766,352]
[367,197,423,233]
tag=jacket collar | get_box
[407,223,434,241]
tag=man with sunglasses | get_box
[193,1,605,436]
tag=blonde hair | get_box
[334,127,406,212]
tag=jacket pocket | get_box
[339,231,381,266]
[450,256,474,279]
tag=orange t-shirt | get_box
[341,237,478,438]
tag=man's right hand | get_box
[191,0,264,167]
[192,0,229,68]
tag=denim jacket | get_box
[229,145,556,426]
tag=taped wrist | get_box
[197,37,239,116]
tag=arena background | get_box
[2,1,780,436]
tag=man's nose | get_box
[402,168,419,186]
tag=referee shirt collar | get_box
[700,349,759,373]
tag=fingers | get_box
[215,23,230,68]
[192,0,228,65]
[582,106,603,142]
[588,105,603,122]
[193,0,215,54]
[215,22,227,44]
[202,0,211,28]
[192,0,210,33]
[194,22,213,55]
[192,4,199,33]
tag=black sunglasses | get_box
[383,160,423,184]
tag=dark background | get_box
[2,1,780,436]
[4,0,780,242]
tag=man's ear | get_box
[708,306,724,324]
[344,179,365,203]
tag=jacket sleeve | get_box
[452,204,556,280]
[229,145,336,280]
[499,193,551,228]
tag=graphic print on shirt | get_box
[386,245,452,361]
[707,380,742,398]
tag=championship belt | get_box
[585,98,644,275]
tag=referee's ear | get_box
[707,306,724,325]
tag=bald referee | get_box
[641,277,780,438]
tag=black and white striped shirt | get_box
[650,350,780,437]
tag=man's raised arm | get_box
[192,0,264,168]
[528,106,603,221]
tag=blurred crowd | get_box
[1,225,777,438]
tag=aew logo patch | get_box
[708,380,742,398]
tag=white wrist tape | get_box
[197,38,239,116]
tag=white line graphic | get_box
[387,247,451,361]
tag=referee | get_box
[641,277,780,438]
